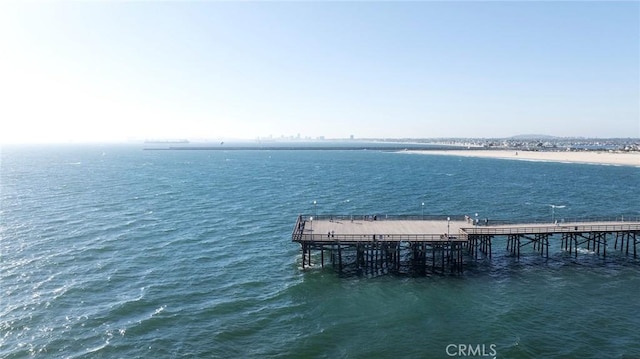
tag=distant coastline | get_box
[405,149,640,167]
[142,140,461,152]
[141,136,640,153]
[139,137,640,168]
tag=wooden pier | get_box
[292,215,640,275]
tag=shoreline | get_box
[405,150,640,167]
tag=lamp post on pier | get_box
[447,217,451,239]
[422,202,425,220]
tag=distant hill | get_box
[509,134,558,140]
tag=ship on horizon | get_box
[143,139,190,144]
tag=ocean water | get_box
[1,145,639,358]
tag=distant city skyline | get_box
[1,1,638,144]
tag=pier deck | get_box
[299,216,468,242]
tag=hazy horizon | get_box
[3,135,639,146]
[1,2,638,144]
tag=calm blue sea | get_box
[1,144,639,358]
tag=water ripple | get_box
[1,146,639,358]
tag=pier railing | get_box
[299,214,470,222]
[480,216,640,226]
[462,223,640,236]
[299,214,640,225]
[298,232,466,243]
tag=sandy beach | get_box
[406,150,640,167]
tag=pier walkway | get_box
[292,215,640,275]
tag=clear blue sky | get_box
[1,1,638,143]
